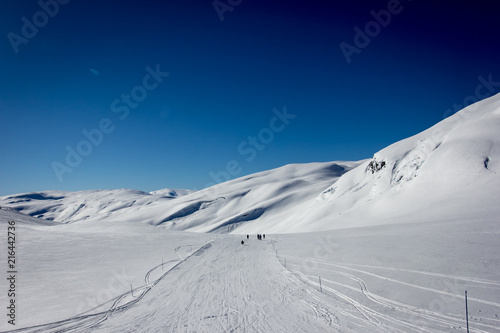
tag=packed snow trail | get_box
[88,237,386,332]
[7,235,496,332]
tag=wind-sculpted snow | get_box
[157,200,214,225]
[209,207,266,233]
[7,193,66,201]
[0,189,190,224]
[0,162,357,233]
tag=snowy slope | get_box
[0,188,192,224]
[0,162,359,233]
[115,161,359,233]
[313,92,500,228]
[1,93,499,235]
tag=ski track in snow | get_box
[5,243,201,333]
[6,236,499,332]
[286,257,500,333]
[90,238,354,332]
[3,238,388,333]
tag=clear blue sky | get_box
[1,0,499,195]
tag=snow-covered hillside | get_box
[316,91,500,228]
[0,188,192,224]
[2,93,499,234]
[0,162,360,233]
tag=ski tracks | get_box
[6,243,208,333]
[90,238,384,332]
[286,257,500,332]
[10,238,497,332]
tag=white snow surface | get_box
[1,93,499,332]
[316,92,500,229]
[0,161,361,233]
[1,210,499,332]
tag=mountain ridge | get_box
[2,93,499,233]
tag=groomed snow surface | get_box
[1,93,500,332]
[1,210,499,332]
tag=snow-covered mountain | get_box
[316,91,500,227]
[1,93,499,233]
[2,94,499,333]
[0,162,360,232]
[0,188,191,224]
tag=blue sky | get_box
[1,0,499,195]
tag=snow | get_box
[0,189,193,224]
[2,209,499,332]
[1,93,499,332]
[317,92,500,229]
[0,161,362,233]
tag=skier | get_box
[247,234,249,240]
[263,234,265,239]
[241,240,244,245]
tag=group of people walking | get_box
[241,234,266,244]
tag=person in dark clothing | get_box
[263,234,265,239]
[247,235,249,239]
[241,240,244,245]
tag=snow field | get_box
[2,209,499,332]
[0,212,208,331]
[275,218,500,332]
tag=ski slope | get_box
[2,212,499,332]
[92,239,352,332]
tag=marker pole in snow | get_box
[319,276,322,292]
[130,284,134,297]
[465,290,469,333]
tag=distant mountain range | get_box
[2,93,499,233]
